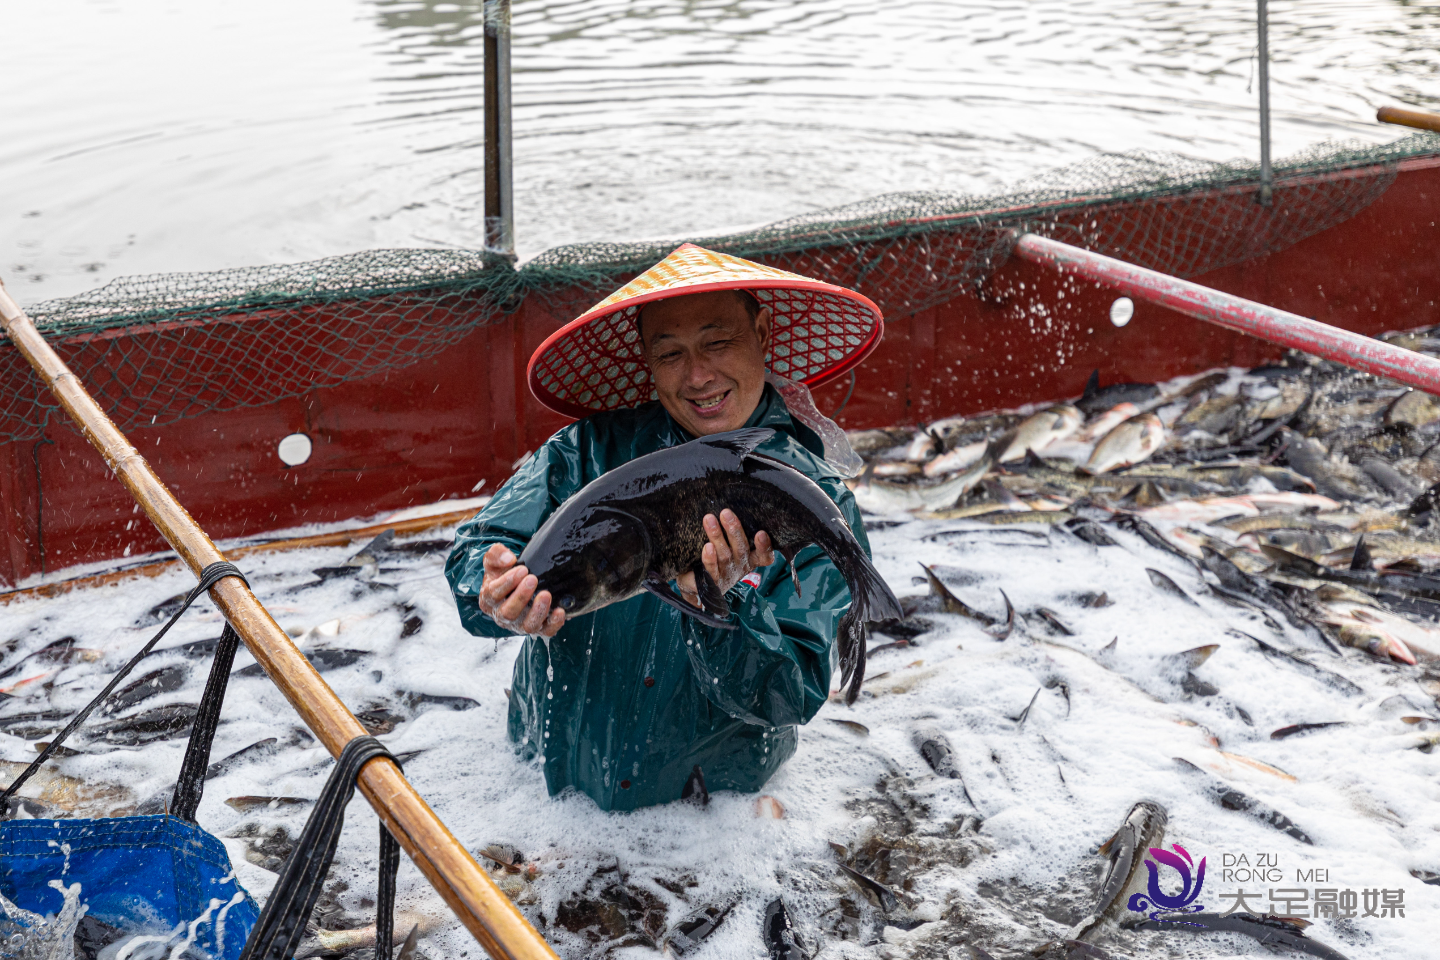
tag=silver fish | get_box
[296,916,433,959]
[1074,402,1138,443]
[1084,413,1165,474]
[1000,405,1082,463]
[850,452,994,513]
[1386,389,1440,428]
[922,439,988,478]
[1067,800,1168,941]
[904,429,940,463]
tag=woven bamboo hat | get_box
[527,243,885,419]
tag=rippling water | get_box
[7,0,1440,303]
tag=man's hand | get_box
[676,508,776,606]
[478,543,566,637]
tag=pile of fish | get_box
[2,339,1440,959]
[846,340,1440,668]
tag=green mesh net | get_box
[5,132,1437,443]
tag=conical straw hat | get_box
[527,243,885,419]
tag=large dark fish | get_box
[1174,758,1312,844]
[519,427,903,702]
[762,899,804,960]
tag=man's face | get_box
[640,290,771,437]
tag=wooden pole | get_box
[1378,104,1440,135]
[0,278,557,960]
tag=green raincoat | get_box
[445,385,869,811]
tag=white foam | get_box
[0,513,1435,958]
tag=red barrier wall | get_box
[1,160,1436,586]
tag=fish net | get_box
[4,132,1438,442]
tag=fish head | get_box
[1051,404,1083,434]
[521,505,652,617]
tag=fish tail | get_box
[837,612,868,706]
[835,553,902,704]
[846,552,904,624]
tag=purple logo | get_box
[1127,844,1206,920]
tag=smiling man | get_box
[444,244,885,811]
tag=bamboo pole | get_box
[0,279,557,960]
[1378,105,1440,135]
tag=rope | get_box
[169,622,242,822]
[2,562,406,957]
[832,369,857,419]
[376,820,402,960]
[0,560,248,805]
[239,736,402,960]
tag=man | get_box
[445,243,884,811]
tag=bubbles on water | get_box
[0,880,86,960]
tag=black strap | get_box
[375,822,402,960]
[240,736,402,960]
[170,622,243,821]
[0,560,248,805]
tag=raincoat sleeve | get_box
[682,483,870,729]
[444,427,586,639]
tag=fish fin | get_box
[779,544,803,598]
[837,862,899,913]
[1083,368,1100,401]
[698,427,775,459]
[923,563,994,625]
[589,505,653,556]
[642,575,737,630]
[692,561,731,619]
[397,924,421,960]
[1349,535,1373,571]
[835,556,903,703]
[986,589,1016,640]
[1014,686,1042,727]
[1036,607,1074,635]
[347,528,395,565]
[848,561,900,625]
[681,764,709,806]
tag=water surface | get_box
[6,0,1440,303]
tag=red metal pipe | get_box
[1013,232,1440,396]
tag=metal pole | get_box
[484,0,516,260]
[1257,0,1273,206]
[0,279,558,960]
[1012,233,1440,396]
